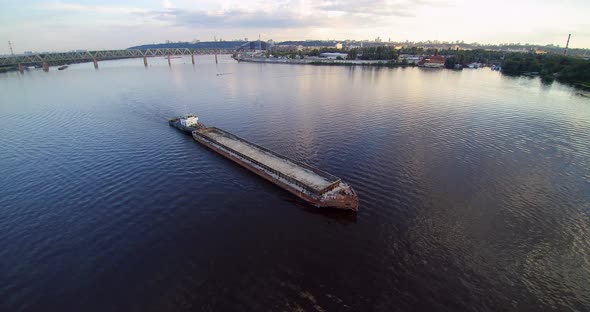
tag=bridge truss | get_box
[0,48,235,66]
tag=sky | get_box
[1,0,589,53]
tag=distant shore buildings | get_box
[399,54,422,64]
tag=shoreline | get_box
[237,57,590,92]
[236,57,404,67]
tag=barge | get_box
[169,115,358,211]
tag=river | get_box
[1,55,589,311]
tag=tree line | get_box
[501,53,590,85]
[440,49,505,68]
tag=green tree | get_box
[348,48,359,60]
[444,57,456,69]
[307,49,320,57]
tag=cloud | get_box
[317,0,451,17]
[318,0,414,17]
[160,0,175,9]
[42,1,147,14]
[38,0,449,31]
[137,8,325,28]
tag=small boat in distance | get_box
[168,114,203,134]
[58,65,69,70]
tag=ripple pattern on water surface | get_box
[1,60,589,311]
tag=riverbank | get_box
[237,56,398,66]
[237,55,590,91]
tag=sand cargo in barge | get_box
[169,115,358,211]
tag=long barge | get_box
[169,115,358,211]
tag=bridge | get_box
[0,48,236,71]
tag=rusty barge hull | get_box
[192,127,358,211]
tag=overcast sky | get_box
[1,0,589,53]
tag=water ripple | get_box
[1,60,589,311]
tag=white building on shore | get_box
[319,52,349,59]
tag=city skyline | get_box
[1,0,589,54]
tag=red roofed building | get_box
[419,55,445,68]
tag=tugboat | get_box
[168,114,202,134]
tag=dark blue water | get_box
[1,56,589,311]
